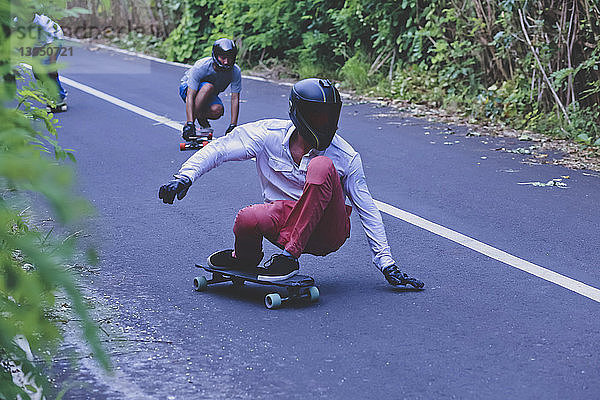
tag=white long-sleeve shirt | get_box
[177,119,395,270]
[33,14,63,46]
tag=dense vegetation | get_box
[159,0,600,145]
[1,1,109,398]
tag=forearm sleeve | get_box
[344,154,396,270]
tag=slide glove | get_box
[225,123,237,134]
[159,176,192,204]
[182,122,195,141]
[382,265,424,289]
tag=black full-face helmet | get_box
[212,38,238,70]
[289,78,342,151]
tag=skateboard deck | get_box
[194,263,319,309]
[180,128,213,151]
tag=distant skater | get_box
[179,38,241,140]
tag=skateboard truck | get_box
[180,128,213,151]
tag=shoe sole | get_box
[257,270,298,282]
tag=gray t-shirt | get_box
[180,57,242,94]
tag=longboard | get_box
[194,264,319,309]
[180,128,213,151]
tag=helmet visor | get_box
[297,100,342,146]
[217,49,237,60]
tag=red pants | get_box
[233,156,351,265]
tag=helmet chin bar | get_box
[214,62,233,71]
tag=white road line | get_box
[61,76,183,131]
[375,201,600,303]
[59,75,600,304]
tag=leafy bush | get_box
[386,64,443,106]
[567,104,600,146]
[2,4,109,399]
[162,0,222,62]
[110,31,167,58]
[164,0,599,146]
[340,51,374,91]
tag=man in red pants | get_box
[159,78,424,288]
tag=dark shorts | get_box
[179,81,223,106]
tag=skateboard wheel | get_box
[265,293,282,309]
[308,286,320,303]
[180,143,186,151]
[194,276,208,291]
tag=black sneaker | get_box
[208,250,240,270]
[197,117,211,128]
[207,250,262,272]
[382,265,424,289]
[257,254,299,281]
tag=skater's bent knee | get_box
[309,156,334,170]
[208,104,224,119]
[306,156,336,184]
[233,207,259,234]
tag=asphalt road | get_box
[47,41,600,399]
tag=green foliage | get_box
[165,0,599,146]
[109,31,167,58]
[2,2,109,398]
[214,0,300,59]
[340,51,372,90]
[386,64,444,106]
[295,30,339,79]
[162,0,222,62]
[566,104,600,145]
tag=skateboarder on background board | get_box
[160,78,424,288]
[23,14,68,112]
[179,38,241,141]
